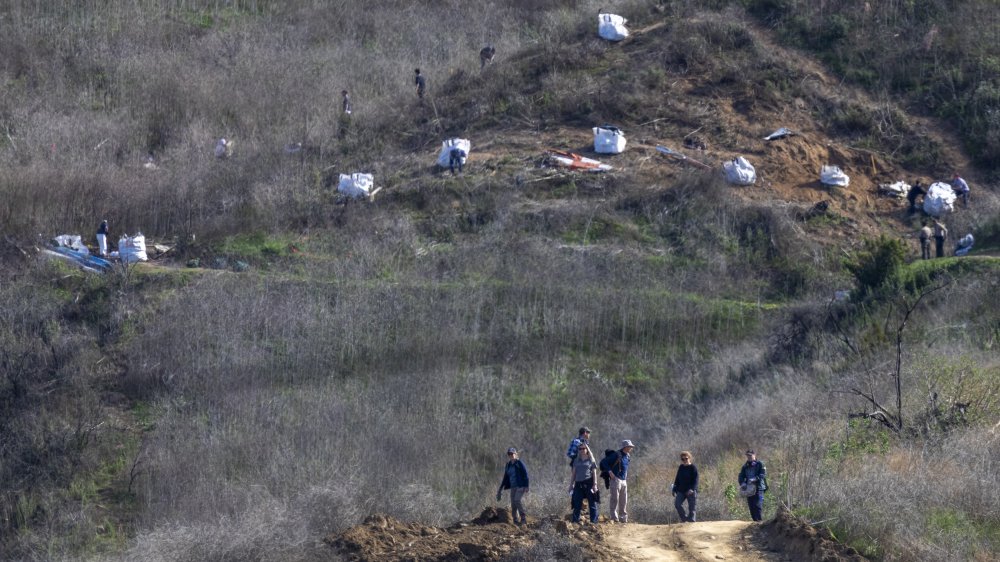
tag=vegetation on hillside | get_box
[0,1,997,561]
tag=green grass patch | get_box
[219,232,300,261]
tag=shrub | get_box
[844,235,907,298]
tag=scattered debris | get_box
[764,127,794,141]
[820,165,849,187]
[547,150,612,172]
[877,181,909,198]
[338,173,378,200]
[923,182,956,217]
[598,13,629,41]
[723,156,756,185]
[954,233,974,256]
[684,135,707,151]
[655,145,711,169]
[593,125,626,154]
[215,138,232,159]
[42,235,112,273]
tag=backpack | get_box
[598,449,618,489]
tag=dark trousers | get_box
[674,490,696,522]
[747,491,764,521]
[449,155,463,174]
[571,481,598,523]
[920,238,931,260]
[935,236,945,258]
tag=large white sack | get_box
[338,173,374,198]
[593,126,626,154]
[436,138,471,168]
[820,165,850,187]
[723,156,756,185]
[119,233,148,263]
[923,182,956,217]
[598,13,629,41]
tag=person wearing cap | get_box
[566,426,591,466]
[568,444,600,524]
[738,449,768,522]
[96,220,109,257]
[607,439,634,523]
[496,447,529,526]
[671,450,699,523]
[952,173,970,207]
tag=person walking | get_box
[919,221,933,260]
[933,219,948,258]
[738,449,767,522]
[414,68,426,100]
[952,173,970,207]
[496,447,529,526]
[607,439,634,523]
[568,444,599,524]
[341,90,352,115]
[671,451,699,523]
[906,180,925,214]
[566,427,591,466]
[96,220,109,257]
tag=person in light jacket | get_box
[496,447,529,525]
[568,444,599,524]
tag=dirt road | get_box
[604,520,773,562]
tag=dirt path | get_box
[604,521,773,562]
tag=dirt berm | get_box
[325,506,869,561]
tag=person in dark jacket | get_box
[414,68,426,100]
[671,450,699,522]
[96,220,109,257]
[566,426,591,466]
[906,180,925,214]
[496,447,529,525]
[738,449,767,522]
[568,444,599,524]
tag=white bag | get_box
[593,126,626,154]
[723,156,756,185]
[923,182,956,217]
[119,233,148,263]
[598,13,629,41]
[437,138,471,168]
[820,165,850,187]
[955,234,974,256]
[338,173,374,199]
[879,181,909,198]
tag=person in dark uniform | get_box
[414,68,426,100]
[906,180,925,214]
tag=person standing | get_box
[906,180,925,214]
[96,220,109,257]
[738,449,767,522]
[566,427,591,466]
[568,444,599,524]
[496,447,529,526]
[608,439,634,523]
[933,219,948,258]
[671,451,699,523]
[341,90,352,115]
[414,68,426,100]
[952,173,970,207]
[919,221,933,260]
[449,146,466,175]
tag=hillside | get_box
[1,2,998,562]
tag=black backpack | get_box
[598,449,618,489]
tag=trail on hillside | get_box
[326,507,870,561]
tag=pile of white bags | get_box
[118,233,148,263]
[53,234,89,253]
[338,173,375,199]
[598,13,629,41]
[923,182,956,217]
[593,126,626,154]
[723,156,756,185]
[437,138,471,168]
[820,165,850,187]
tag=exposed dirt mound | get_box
[326,507,871,561]
[755,507,869,562]
[325,509,533,561]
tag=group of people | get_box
[908,173,973,259]
[495,426,768,527]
